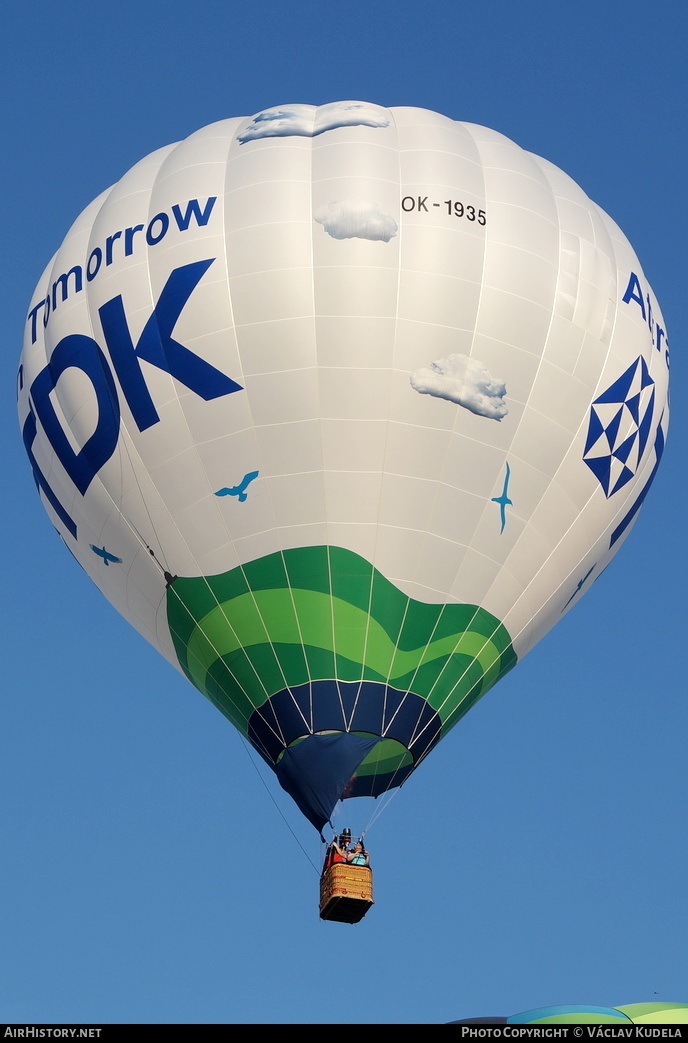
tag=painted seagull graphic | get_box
[90,544,122,566]
[561,565,596,611]
[215,470,260,502]
[491,462,513,534]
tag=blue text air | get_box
[622,271,669,367]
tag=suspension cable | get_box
[238,735,320,874]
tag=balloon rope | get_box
[238,735,320,874]
[361,785,401,836]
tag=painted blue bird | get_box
[491,462,513,534]
[90,544,122,566]
[215,470,260,502]
[561,565,596,611]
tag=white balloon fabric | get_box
[18,102,669,829]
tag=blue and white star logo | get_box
[583,356,655,497]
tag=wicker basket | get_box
[319,863,374,923]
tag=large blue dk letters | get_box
[23,258,242,538]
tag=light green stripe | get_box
[186,588,500,695]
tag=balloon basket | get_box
[319,864,374,924]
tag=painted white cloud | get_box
[238,101,390,143]
[238,105,315,142]
[314,101,390,135]
[314,200,398,242]
[410,354,508,420]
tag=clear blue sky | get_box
[1,0,686,1025]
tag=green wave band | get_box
[166,545,516,742]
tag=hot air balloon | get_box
[451,1001,688,1024]
[18,102,669,856]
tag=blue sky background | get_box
[1,0,686,1025]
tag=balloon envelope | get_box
[452,1002,688,1024]
[18,102,669,830]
